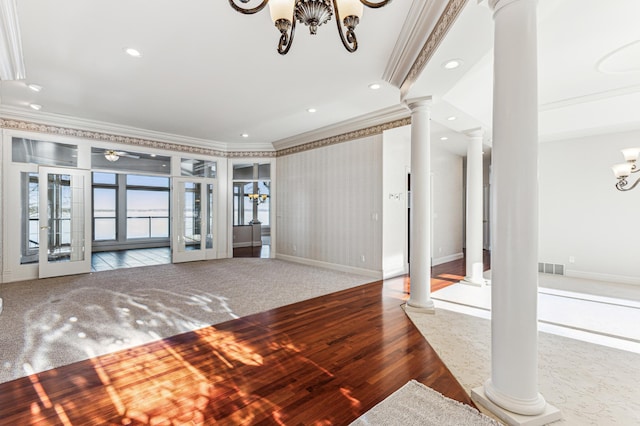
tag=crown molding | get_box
[0,106,276,158]
[383,0,451,88]
[272,104,410,150]
[400,0,469,100]
[0,0,25,80]
[274,105,411,157]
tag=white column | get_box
[471,0,560,423]
[405,97,435,313]
[462,128,485,286]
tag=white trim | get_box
[382,0,449,89]
[565,269,640,287]
[383,265,408,280]
[432,252,464,266]
[272,105,409,151]
[0,106,275,153]
[276,254,382,279]
[0,0,25,80]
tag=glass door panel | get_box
[172,178,216,263]
[38,167,91,278]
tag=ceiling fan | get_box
[101,149,140,162]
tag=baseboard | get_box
[383,265,408,279]
[276,254,382,279]
[565,269,640,286]
[432,252,464,266]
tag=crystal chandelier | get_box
[229,0,392,55]
[612,147,640,191]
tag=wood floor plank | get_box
[0,257,483,425]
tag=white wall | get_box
[431,142,464,265]
[539,129,640,284]
[276,135,383,277]
[381,125,464,277]
[382,127,410,278]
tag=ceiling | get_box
[1,0,640,155]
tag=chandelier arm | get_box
[228,0,269,14]
[277,17,296,55]
[332,0,358,52]
[616,177,640,191]
[359,0,392,8]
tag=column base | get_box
[471,386,561,426]
[459,277,488,287]
[402,301,435,314]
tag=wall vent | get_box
[538,262,565,276]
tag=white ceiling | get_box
[1,0,639,155]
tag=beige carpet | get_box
[0,258,372,384]
[406,308,640,425]
[350,380,500,426]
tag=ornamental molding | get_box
[276,117,411,157]
[0,117,276,158]
[400,0,469,99]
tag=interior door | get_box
[172,178,216,263]
[38,167,91,278]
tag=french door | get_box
[38,167,92,278]
[172,178,217,263]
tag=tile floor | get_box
[91,247,171,272]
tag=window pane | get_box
[126,175,170,187]
[126,189,169,239]
[150,218,169,238]
[94,218,116,241]
[92,148,170,174]
[21,172,39,264]
[243,182,253,225]
[94,188,116,217]
[181,158,217,178]
[12,138,78,167]
[93,172,116,185]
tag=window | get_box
[92,172,170,246]
[181,158,217,178]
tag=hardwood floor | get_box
[0,257,479,425]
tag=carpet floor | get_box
[0,258,372,384]
[350,380,499,426]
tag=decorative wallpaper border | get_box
[401,0,469,98]
[275,117,411,157]
[1,116,411,159]
[0,118,276,159]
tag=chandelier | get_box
[247,192,269,204]
[228,0,392,55]
[611,147,640,191]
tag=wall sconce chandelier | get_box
[228,0,392,55]
[612,147,640,191]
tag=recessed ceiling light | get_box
[442,59,463,70]
[440,136,448,141]
[368,83,381,90]
[29,103,42,110]
[150,154,157,157]
[307,108,317,113]
[125,48,142,58]
[241,133,249,138]
[447,116,457,121]
[28,83,42,92]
